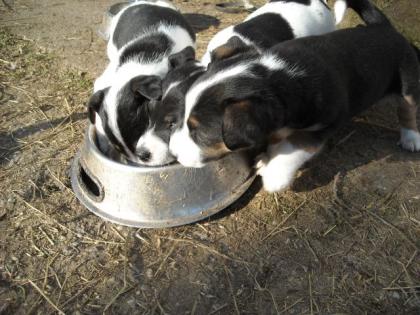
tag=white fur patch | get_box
[260,54,305,77]
[169,127,204,168]
[259,54,287,71]
[333,0,348,25]
[257,140,317,193]
[94,112,111,154]
[94,61,118,92]
[400,128,420,152]
[184,64,252,122]
[246,0,335,38]
[135,128,175,166]
[163,80,182,97]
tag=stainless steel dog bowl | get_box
[70,126,255,228]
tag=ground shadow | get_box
[0,112,87,166]
[292,119,420,193]
[183,13,220,33]
[210,175,262,222]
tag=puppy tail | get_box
[334,0,391,26]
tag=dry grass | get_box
[1,0,420,314]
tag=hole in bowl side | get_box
[77,159,105,202]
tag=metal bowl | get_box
[70,126,256,228]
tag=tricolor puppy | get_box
[135,47,206,166]
[201,0,336,67]
[170,0,420,193]
[87,0,195,162]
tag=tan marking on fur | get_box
[287,131,323,154]
[187,115,200,129]
[269,128,294,144]
[212,44,236,61]
[398,95,418,131]
[232,100,250,110]
[204,141,230,156]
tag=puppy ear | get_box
[87,89,105,124]
[169,46,196,69]
[222,99,265,151]
[131,75,162,100]
[211,36,254,63]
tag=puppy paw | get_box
[399,128,420,152]
[262,174,293,193]
[260,168,293,193]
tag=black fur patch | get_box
[115,80,150,152]
[112,4,195,50]
[119,33,172,65]
[234,13,295,50]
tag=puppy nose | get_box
[137,149,151,162]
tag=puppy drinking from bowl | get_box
[129,0,339,166]
[134,47,206,166]
[86,0,196,164]
[169,0,420,193]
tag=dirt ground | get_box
[1,0,419,314]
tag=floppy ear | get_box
[211,36,254,63]
[87,89,105,124]
[131,75,162,100]
[169,46,196,69]
[222,99,265,151]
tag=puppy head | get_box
[87,74,162,161]
[134,48,206,166]
[169,63,279,167]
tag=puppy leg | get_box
[398,46,420,152]
[258,132,323,193]
[398,95,420,152]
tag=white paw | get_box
[399,128,420,152]
[259,167,294,193]
[262,173,293,193]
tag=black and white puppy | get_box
[134,47,206,166]
[169,0,420,193]
[201,0,336,67]
[87,0,195,162]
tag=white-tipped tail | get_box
[334,0,348,25]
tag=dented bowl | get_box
[70,126,255,228]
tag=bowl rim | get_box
[85,125,245,174]
[86,125,190,174]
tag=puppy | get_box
[133,0,336,166]
[87,0,195,162]
[169,0,420,193]
[201,0,336,67]
[135,47,206,166]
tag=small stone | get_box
[145,268,153,279]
